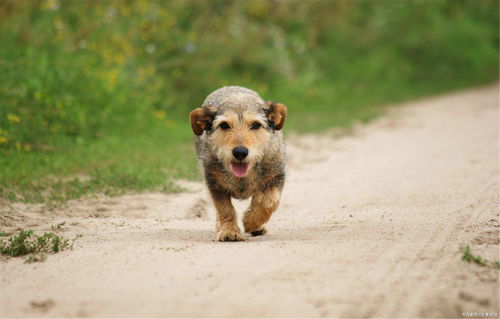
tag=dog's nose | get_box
[232,146,248,160]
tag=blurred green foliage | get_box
[0,0,498,203]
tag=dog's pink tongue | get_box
[231,162,249,177]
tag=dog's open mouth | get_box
[230,162,249,178]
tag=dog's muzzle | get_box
[231,146,249,177]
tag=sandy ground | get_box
[1,85,499,318]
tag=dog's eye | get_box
[219,122,230,130]
[250,122,262,130]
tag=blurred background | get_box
[0,0,498,204]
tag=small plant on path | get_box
[0,228,75,263]
[460,245,500,269]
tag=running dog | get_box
[189,86,287,241]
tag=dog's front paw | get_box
[216,227,244,242]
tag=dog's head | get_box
[190,90,286,178]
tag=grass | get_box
[0,228,74,263]
[460,245,500,270]
[0,1,498,206]
[0,129,194,205]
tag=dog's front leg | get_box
[209,190,244,242]
[243,187,281,236]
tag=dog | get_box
[189,86,287,241]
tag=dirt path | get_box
[1,85,499,318]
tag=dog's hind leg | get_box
[243,187,281,236]
[210,191,244,242]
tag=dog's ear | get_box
[189,106,216,135]
[263,101,287,130]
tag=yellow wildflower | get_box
[152,110,167,120]
[54,18,64,30]
[0,137,7,144]
[100,69,120,89]
[114,53,126,65]
[7,114,21,123]
[42,0,60,11]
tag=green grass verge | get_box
[0,125,196,205]
[0,1,498,206]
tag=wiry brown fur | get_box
[189,86,287,241]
